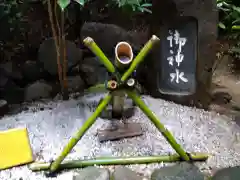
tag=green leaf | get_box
[142,7,152,13]
[74,0,86,6]
[141,3,152,7]
[117,0,125,7]
[230,47,240,53]
[217,2,223,8]
[232,6,240,13]
[218,22,226,29]
[232,18,240,24]
[57,0,70,11]
[132,5,136,11]
[137,6,143,12]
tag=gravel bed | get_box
[0,93,240,180]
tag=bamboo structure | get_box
[29,153,208,171]
[48,94,112,172]
[29,35,209,174]
[112,41,134,117]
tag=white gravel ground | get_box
[0,93,240,180]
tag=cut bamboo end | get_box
[151,35,160,41]
[107,80,117,89]
[83,37,94,46]
[115,41,133,69]
[127,78,135,87]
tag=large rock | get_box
[143,0,218,109]
[0,62,25,104]
[0,62,23,86]
[73,167,110,180]
[38,38,83,76]
[24,80,53,101]
[21,60,43,82]
[80,22,145,58]
[67,75,85,93]
[113,166,143,180]
[212,166,240,180]
[151,163,205,180]
[0,69,24,104]
[79,57,108,86]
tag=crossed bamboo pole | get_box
[29,35,208,174]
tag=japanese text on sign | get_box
[166,30,188,84]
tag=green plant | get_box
[217,0,240,30]
[0,0,21,27]
[0,0,29,61]
[115,0,152,13]
[216,0,240,62]
[228,33,240,60]
[57,0,152,13]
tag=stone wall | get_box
[140,0,218,109]
[0,0,217,112]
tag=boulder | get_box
[151,163,205,180]
[21,60,43,82]
[24,80,53,101]
[113,166,143,180]
[80,22,145,58]
[73,167,110,180]
[38,38,83,76]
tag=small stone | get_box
[73,167,110,180]
[24,81,53,101]
[113,166,143,180]
[151,163,205,180]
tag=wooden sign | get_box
[157,17,198,95]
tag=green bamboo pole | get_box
[232,25,240,30]
[83,37,116,74]
[29,153,208,171]
[126,90,190,161]
[121,35,160,82]
[49,94,112,173]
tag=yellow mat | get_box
[0,128,34,170]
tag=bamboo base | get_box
[29,153,209,172]
[97,122,143,142]
[38,36,207,174]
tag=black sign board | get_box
[157,17,198,95]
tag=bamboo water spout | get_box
[112,42,134,117]
[29,35,209,175]
[115,42,133,70]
